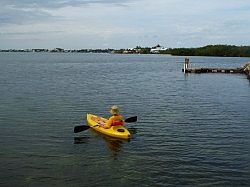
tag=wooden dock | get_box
[182,58,245,74]
[182,67,244,73]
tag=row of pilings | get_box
[183,58,250,79]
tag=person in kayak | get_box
[100,105,124,129]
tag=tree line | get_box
[160,45,250,57]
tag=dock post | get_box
[184,58,189,73]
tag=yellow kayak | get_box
[86,114,131,140]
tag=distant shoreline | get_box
[0,48,113,53]
[1,45,250,57]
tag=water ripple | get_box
[0,53,250,187]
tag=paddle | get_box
[74,125,92,133]
[73,116,137,133]
[124,116,137,123]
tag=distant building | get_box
[123,48,137,54]
[32,49,49,52]
[50,48,64,52]
[150,44,167,53]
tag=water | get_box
[0,53,249,186]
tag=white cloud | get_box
[0,0,250,48]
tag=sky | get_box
[0,0,250,49]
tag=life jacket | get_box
[110,114,124,126]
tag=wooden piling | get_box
[183,58,189,73]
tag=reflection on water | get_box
[74,126,137,159]
[88,128,132,160]
[1,53,250,187]
[73,129,129,159]
[102,136,125,160]
[127,127,137,135]
[74,136,90,144]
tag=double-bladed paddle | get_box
[124,116,137,123]
[74,125,92,133]
[73,116,137,133]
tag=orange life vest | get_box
[109,114,124,126]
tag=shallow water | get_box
[0,53,250,186]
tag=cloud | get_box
[0,0,250,48]
[1,0,133,9]
[0,7,53,25]
[0,0,134,25]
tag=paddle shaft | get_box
[74,116,137,133]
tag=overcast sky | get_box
[0,0,250,49]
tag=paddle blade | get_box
[74,125,90,133]
[124,116,137,123]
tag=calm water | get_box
[0,53,250,187]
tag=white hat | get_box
[110,105,119,114]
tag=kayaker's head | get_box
[110,105,119,115]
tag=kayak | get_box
[86,114,131,140]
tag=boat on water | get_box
[86,114,131,140]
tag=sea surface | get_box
[0,53,249,187]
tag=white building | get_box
[150,45,167,53]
